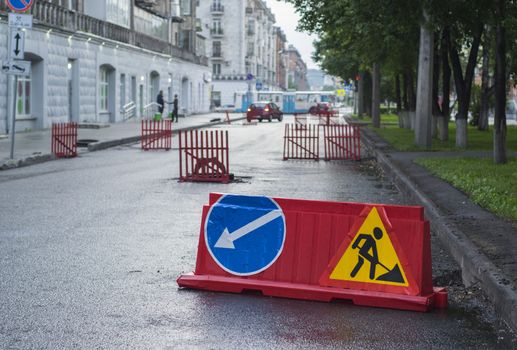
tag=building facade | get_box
[0,0,210,134]
[286,45,309,91]
[197,0,278,107]
[274,27,288,91]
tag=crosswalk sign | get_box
[320,206,418,294]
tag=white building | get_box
[0,0,211,134]
[197,0,278,107]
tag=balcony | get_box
[211,4,224,14]
[212,51,223,60]
[0,1,208,66]
[211,28,224,37]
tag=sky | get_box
[264,0,319,69]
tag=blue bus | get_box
[234,91,336,114]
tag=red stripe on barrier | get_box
[179,129,230,183]
[51,122,77,158]
[178,193,446,312]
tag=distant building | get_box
[286,45,309,91]
[307,69,338,91]
[275,27,288,91]
[197,0,279,107]
[0,0,210,134]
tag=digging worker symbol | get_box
[350,227,405,283]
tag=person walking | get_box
[173,94,179,122]
[156,90,165,118]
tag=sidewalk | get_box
[359,125,517,334]
[0,112,245,170]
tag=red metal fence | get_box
[179,130,230,183]
[283,124,319,160]
[323,125,361,161]
[51,122,77,158]
[316,112,340,126]
[294,113,307,129]
[141,120,173,150]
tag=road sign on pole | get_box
[6,0,35,13]
[255,80,263,91]
[9,30,25,60]
[205,194,286,276]
[8,13,33,29]
[2,60,31,76]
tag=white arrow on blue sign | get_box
[205,194,286,276]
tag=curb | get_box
[1,117,247,170]
[360,128,517,334]
[87,116,247,152]
[0,153,56,170]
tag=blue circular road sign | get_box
[7,0,34,12]
[205,194,286,276]
[246,73,254,81]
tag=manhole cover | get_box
[77,139,98,147]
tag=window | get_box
[180,0,191,15]
[134,7,168,40]
[16,76,31,118]
[213,63,221,75]
[106,0,130,28]
[213,41,221,57]
[100,67,109,112]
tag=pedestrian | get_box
[156,90,165,118]
[173,94,179,122]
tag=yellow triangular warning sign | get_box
[329,207,408,286]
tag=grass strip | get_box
[415,157,517,222]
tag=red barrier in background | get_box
[177,193,447,312]
[51,122,77,158]
[141,120,172,150]
[179,130,230,183]
[283,124,319,161]
[293,113,307,129]
[323,125,361,161]
[316,111,340,126]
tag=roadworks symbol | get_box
[329,207,408,286]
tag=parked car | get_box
[308,102,332,115]
[215,104,236,112]
[246,102,283,122]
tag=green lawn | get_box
[415,157,517,222]
[369,119,517,152]
[359,114,517,223]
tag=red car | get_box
[246,102,284,122]
[309,102,333,115]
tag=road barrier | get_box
[179,130,230,183]
[283,124,319,160]
[51,122,77,158]
[323,125,361,161]
[316,112,340,126]
[177,193,447,312]
[293,113,307,129]
[141,120,172,150]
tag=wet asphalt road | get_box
[0,118,515,349]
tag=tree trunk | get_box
[415,22,434,148]
[408,70,416,111]
[371,62,381,128]
[432,33,441,138]
[494,4,507,164]
[448,26,483,148]
[479,29,490,131]
[440,28,451,141]
[402,72,409,111]
[358,72,365,116]
[395,74,402,113]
